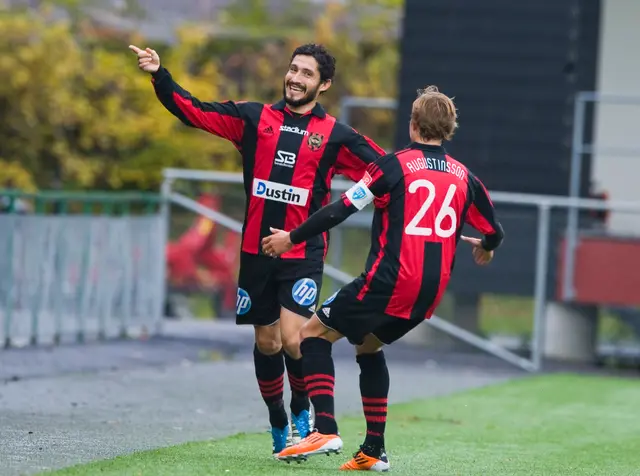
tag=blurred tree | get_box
[0,7,237,191]
[213,0,400,149]
[0,0,401,191]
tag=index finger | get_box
[128,45,143,54]
[460,235,480,245]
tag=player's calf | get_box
[252,342,289,454]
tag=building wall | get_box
[592,0,640,234]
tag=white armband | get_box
[344,179,375,210]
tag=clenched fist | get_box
[128,44,160,73]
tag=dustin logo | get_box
[252,179,310,206]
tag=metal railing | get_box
[565,92,640,300]
[161,167,640,372]
[0,190,166,348]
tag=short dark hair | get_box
[290,43,336,83]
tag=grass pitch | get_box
[44,373,640,475]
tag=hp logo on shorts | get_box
[236,288,252,315]
[292,278,318,307]
[323,291,338,306]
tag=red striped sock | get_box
[300,337,338,435]
[284,352,310,416]
[357,351,389,450]
[254,345,288,429]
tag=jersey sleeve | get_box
[289,199,357,245]
[465,173,505,251]
[151,67,246,148]
[341,154,396,210]
[333,127,386,182]
[289,155,395,245]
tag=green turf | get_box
[44,374,640,476]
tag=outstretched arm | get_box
[129,45,245,148]
[261,163,385,256]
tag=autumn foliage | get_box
[0,0,400,191]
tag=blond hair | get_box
[411,85,458,141]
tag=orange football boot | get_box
[339,447,390,472]
[276,431,343,462]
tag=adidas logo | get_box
[263,126,274,135]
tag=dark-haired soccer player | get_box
[129,42,385,455]
[262,85,504,471]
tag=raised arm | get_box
[130,45,245,148]
[465,173,505,251]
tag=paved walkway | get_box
[0,320,522,475]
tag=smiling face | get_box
[283,54,331,110]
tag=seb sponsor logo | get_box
[252,179,309,206]
[274,150,296,168]
[280,125,308,136]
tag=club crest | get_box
[307,132,324,151]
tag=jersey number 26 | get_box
[405,179,458,238]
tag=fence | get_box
[0,190,166,348]
[162,167,640,372]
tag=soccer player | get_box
[262,85,504,471]
[129,43,385,454]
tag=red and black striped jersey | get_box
[344,143,503,320]
[151,67,385,261]
[289,142,504,321]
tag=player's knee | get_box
[299,317,323,342]
[299,322,315,342]
[355,334,384,355]
[281,333,301,358]
[254,326,282,355]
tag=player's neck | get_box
[287,101,317,115]
[414,138,442,146]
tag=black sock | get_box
[254,344,288,430]
[284,352,310,417]
[357,351,389,454]
[300,337,337,435]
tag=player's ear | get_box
[319,79,332,94]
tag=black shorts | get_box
[235,252,323,326]
[316,277,422,346]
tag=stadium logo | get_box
[323,291,338,305]
[236,288,252,315]
[292,278,318,306]
[253,179,309,206]
[280,125,308,136]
